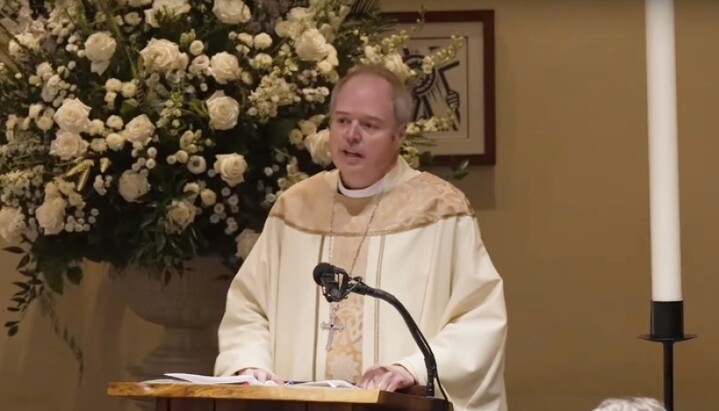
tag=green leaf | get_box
[42,270,65,295]
[3,246,24,254]
[67,267,83,285]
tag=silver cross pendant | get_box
[320,305,344,351]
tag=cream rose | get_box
[304,129,332,166]
[253,33,272,50]
[84,32,116,75]
[122,114,156,146]
[145,0,191,27]
[212,0,252,24]
[53,98,91,133]
[50,130,89,160]
[118,170,151,202]
[274,20,302,39]
[139,38,189,74]
[235,228,260,260]
[213,153,248,186]
[383,52,413,81]
[189,40,204,56]
[209,52,240,84]
[189,55,210,75]
[0,207,26,243]
[165,199,197,233]
[295,28,332,62]
[206,91,240,130]
[35,197,67,235]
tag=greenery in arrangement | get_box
[0,0,459,345]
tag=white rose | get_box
[189,55,210,75]
[84,32,116,75]
[53,98,91,133]
[253,33,272,49]
[274,20,302,38]
[304,129,332,166]
[121,82,137,98]
[35,197,67,235]
[189,40,204,56]
[140,38,189,74]
[0,207,26,243]
[295,28,330,62]
[213,153,248,186]
[118,170,151,202]
[383,52,413,81]
[206,91,240,130]
[213,0,252,24]
[287,7,314,22]
[165,199,197,233]
[200,189,216,206]
[237,33,253,46]
[122,114,156,146]
[28,104,43,119]
[209,52,240,84]
[299,119,317,136]
[50,130,89,160]
[106,132,125,150]
[35,116,54,131]
[145,0,191,27]
[235,228,260,260]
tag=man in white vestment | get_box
[215,65,508,411]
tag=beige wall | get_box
[1,1,717,410]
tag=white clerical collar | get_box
[337,175,385,198]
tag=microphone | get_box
[311,263,446,400]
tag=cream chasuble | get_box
[216,157,508,411]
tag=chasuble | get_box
[215,157,508,411]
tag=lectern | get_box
[107,382,452,411]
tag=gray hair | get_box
[593,397,666,411]
[329,64,413,126]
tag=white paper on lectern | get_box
[161,373,357,388]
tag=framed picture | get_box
[383,10,496,165]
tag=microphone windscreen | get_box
[313,263,334,285]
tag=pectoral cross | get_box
[320,306,344,351]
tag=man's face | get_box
[329,74,405,189]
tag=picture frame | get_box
[383,10,496,166]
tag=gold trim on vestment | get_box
[374,234,386,365]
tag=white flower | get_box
[200,189,217,206]
[121,82,137,98]
[90,138,108,153]
[53,98,91,133]
[295,28,334,62]
[253,33,272,50]
[189,55,210,75]
[187,155,207,174]
[0,207,26,243]
[237,33,253,46]
[235,228,260,259]
[106,133,125,151]
[214,153,248,186]
[275,20,302,39]
[50,130,89,160]
[28,104,44,119]
[35,197,67,235]
[118,170,151,202]
[145,0,191,27]
[304,129,332,166]
[107,115,124,129]
[213,0,252,25]
[383,52,413,81]
[36,116,54,131]
[299,120,317,136]
[139,38,189,74]
[206,91,240,130]
[88,119,105,135]
[189,40,204,56]
[210,52,240,84]
[84,32,116,75]
[122,114,156,147]
[165,199,197,233]
[124,12,142,26]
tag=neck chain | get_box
[327,189,384,280]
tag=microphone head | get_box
[313,263,334,285]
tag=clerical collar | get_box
[337,176,385,198]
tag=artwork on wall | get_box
[384,10,496,165]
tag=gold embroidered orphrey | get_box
[320,188,383,351]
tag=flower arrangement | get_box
[0,0,458,337]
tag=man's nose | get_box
[345,120,361,143]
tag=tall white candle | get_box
[645,0,682,301]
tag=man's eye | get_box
[362,122,378,130]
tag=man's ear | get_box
[393,124,407,149]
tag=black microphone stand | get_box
[318,272,445,400]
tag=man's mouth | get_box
[342,150,363,159]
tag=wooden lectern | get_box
[108,382,452,411]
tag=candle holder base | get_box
[639,301,696,411]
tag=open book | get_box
[143,373,357,389]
